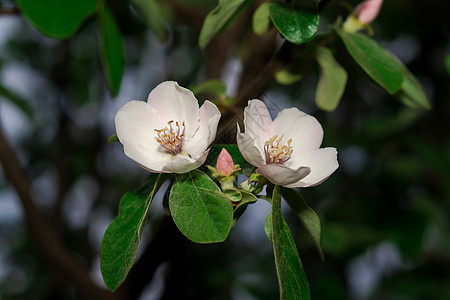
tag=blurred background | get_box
[0,0,449,299]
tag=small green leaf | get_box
[131,0,169,41]
[97,4,125,96]
[275,69,303,85]
[232,190,258,223]
[281,187,323,260]
[199,0,249,48]
[101,173,169,291]
[334,26,404,94]
[190,79,227,97]
[17,0,97,39]
[269,0,319,44]
[396,68,431,110]
[107,134,119,144]
[0,85,33,119]
[169,169,233,243]
[445,54,450,76]
[266,186,310,299]
[315,46,347,111]
[253,2,272,35]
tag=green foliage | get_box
[266,186,310,300]
[17,0,97,39]
[396,68,431,110]
[274,69,303,85]
[253,2,271,35]
[97,4,125,96]
[190,79,227,97]
[199,0,249,48]
[315,46,347,111]
[446,54,450,75]
[269,0,319,44]
[131,0,170,41]
[169,169,233,243]
[100,173,169,291]
[281,187,323,260]
[334,27,403,94]
[0,85,33,119]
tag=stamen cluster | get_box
[264,134,293,164]
[155,120,185,156]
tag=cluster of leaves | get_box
[100,145,322,299]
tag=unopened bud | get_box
[216,148,235,176]
[354,0,383,24]
[343,0,383,33]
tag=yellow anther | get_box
[264,134,293,165]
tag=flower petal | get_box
[122,141,172,172]
[286,148,339,188]
[271,108,324,153]
[147,81,200,138]
[236,123,266,167]
[256,164,311,186]
[243,99,273,147]
[183,100,220,158]
[115,100,161,147]
[162,150,210,174]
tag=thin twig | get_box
[0,125,120,300]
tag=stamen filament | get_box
[264,134,293,164]
[154,120,186,156]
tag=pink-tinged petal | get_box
[271,108,323,153]
[216,148,235,176]
[183,100,220,157]
[147,81,200,138]
[236,124,266,167]
[355,0,383,24]
[244,99,273,145]
[162,150,210,174]
[256,164,311,186]
[286,148,339,188]
[121,140,172,173]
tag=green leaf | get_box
[101,173,169,291]
[17,0,97,39]
[190,79,227,96]
[269,0,319,45]
[334,27,404,94]
[131,0,169,41]
[234,190,257,214]
[315,46,347,112]
[107,134,119,144]
[445,54,450,76]
[396,68,431,110]
[275,69,303,85]
[253,2,272,35]
[169,169,233,243]
[0,85,33,119]
[199,0,249,48]
[266,186,310,300]
[281,187,323,260]
[97,4,125,96]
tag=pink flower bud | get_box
[354,0,383,24]
[216,148,235,176]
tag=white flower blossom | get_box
[237,100,338,187]
[115,81,221,173]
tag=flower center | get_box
[155,120,185,156]
[264,134,293,164]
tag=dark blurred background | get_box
[0,0,449,299]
